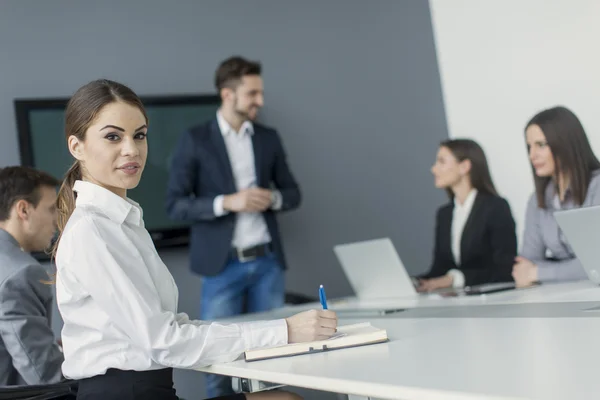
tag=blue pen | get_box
[319,284,328,310]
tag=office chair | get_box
[0,380,77,400]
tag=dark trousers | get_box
[76,368,244,400]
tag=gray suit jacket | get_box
[0,228,63,386]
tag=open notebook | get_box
[244,322,388,362]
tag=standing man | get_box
[166,56,301,397]
[0,166,64,385]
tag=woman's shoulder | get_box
[435,201,453,217]
[477,191,511,209]
[60,205,120,249]
[473,194,515,225]
[56,206,120,266]
[588,169,600,188]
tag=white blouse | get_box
[447,189,478,288]
[451,189,478,266]
[55,180,287,379]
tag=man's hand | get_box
[512,256,538,288]
[417,275,454,292]
[223,188,273,212]
[285,310,338,343]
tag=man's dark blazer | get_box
[421,192,517,286]
[166,118,301,276]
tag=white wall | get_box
[429,0,600,244]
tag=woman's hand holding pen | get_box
[285,310,338,343]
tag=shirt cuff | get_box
[270,190,283,210]
[447,269,466,289]
[240,319,288,350]
[213,195,228,217]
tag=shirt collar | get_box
[73,180,143,226]
[216,111,254,137]
[454,188,478,210]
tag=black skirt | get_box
[76,368,245,400]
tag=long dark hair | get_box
[526,106,600,209]
[51,79,147,259]
[440,139,498,199]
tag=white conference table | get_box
[477,280,600,304]
[216,280,600,322]
[329,280,600,313]
[199,316,600,400]
[196,281,600,399]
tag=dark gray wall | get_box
[0,1,447,398]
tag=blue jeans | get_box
[201,253,285,398]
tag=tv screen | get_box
[14,94,220,259]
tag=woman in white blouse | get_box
[52,79,337,400]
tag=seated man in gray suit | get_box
[0,166,63,385]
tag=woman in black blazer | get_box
[417,139,517,292]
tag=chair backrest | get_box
[0,380,77,400]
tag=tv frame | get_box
[14,93,220,261]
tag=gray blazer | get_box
[0,228,63,386]
[521,170,600,282]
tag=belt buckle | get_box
[237,247,257,263]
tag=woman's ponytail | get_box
[51,161,81,260]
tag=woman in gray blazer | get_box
[513,106,600,287]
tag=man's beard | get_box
[233,97,259,121]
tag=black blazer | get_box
[165,118,301,277]
[421,192,517,286]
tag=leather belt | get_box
[229,243,272,263]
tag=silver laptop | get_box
[333,238,417,299]
[554,205,600,284]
